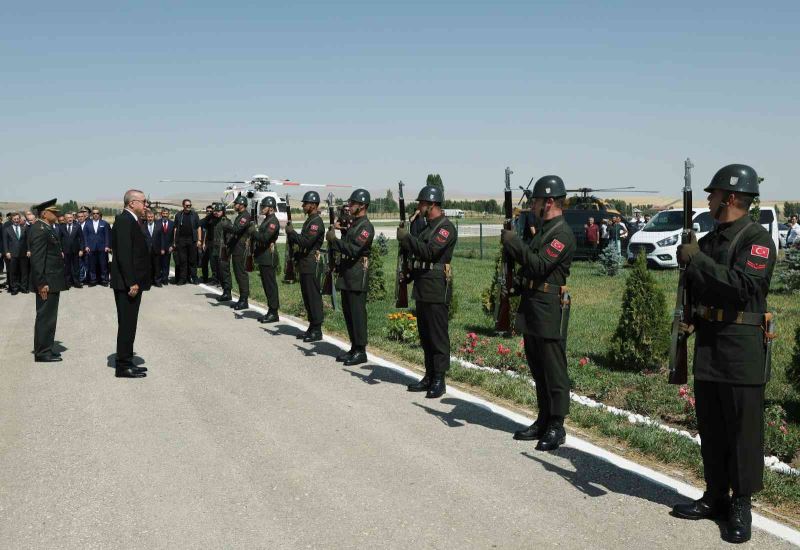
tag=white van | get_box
[627,207,779,268]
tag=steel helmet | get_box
[233,195,248,207]
[213,202,226,212]
[704,164,760,196]
[348,189,371,205]
[260,196,277,209]
[532,176,567,199]
[301,190,321,204]
[416,185,444,204]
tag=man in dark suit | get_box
[158,208,175,285]
[83,207,111,286]
[3,213,31,294]
[29,199,67,362]
[141,209,162,287]
[76,209,89,283]
[173,199,202,285]
[59,212,84,288]
[110,189,152,379]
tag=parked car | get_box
[779,223,788,249]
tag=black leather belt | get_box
[694,305,764,326]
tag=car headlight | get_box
[656,235,679,247]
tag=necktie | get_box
[15,226,20,239]
[68,225,72,235]
[163,222,168,234]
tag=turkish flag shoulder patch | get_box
[550,239,565,252]
[750,244,770,259]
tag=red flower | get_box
[780,425,789,435]
[579,357,589,366]
[678,386,688,397]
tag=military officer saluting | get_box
[252,196,281,323]
[397,185,457,398]
[29,199,67,362]
[501,176,575,451]
[286,191,325,342]
[212,203,234,302]
[671,165,775,544]
[223,195,253,311]
[326,189,374,365]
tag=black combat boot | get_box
[725,496,752,544]
[216,291,232,302]
[233,299,249,311]
[407,375,432,392]
[513,420,546,441]
[336,349,355,362]
[303,329,323,343]
[262,310,279,323]
[535,419,566,451]
[671,492,730,521]
[425,376,446,399]
[344,348,367,366]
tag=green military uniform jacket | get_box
[288,213,324,275]
[29,220,67,292]
[224,211,252,257]
[504,215,575,339]
[400,215,457,304]
[330,215,374,292]
[252,214,280,267]
[687,215,776,384]
[204,215,220,249]
[213,216,232,255]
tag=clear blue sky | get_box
[1,1,798,203]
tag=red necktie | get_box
[163,222,168,234]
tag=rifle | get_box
[394,180,410,308]
[283,194,296,283]
[494,167,514,334]
[668,158,694,385]
[322,193,337,310]
[245,203,256,273]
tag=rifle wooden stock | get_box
[322,195,336,309]
[668,159,693,385]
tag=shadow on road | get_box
[106,353,146,369]
[235,310,262,321]
[413,397,526,433]
[292,340,342,358]
[261,323,305,338]
[344,364,414,386]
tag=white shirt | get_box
[147,222,154,235]
[93,219,100,232]
[788,222,800,245]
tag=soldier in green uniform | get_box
[252,196,281,323]
[397,185,457,399]
[671,164,775,544]
[29,199,67,363]
[223,195,253,311]
[286,190,325,342]
[326,189,374,365]
[212,203,234,302]
[501,176,575,451]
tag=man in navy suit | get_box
[83,207,111,286]
[76,209,89,283]
[141,209,162,287]
[59,212,84,288]
[3,213,31,294]
[158,208,175,285]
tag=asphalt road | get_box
[0,284,794,549]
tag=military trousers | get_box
[214,253,232,291]
[34,291,60,358]
[114,289,142,367]
[258,264,280,311]
[523,335,570,420]
[416,301,449,377]
[299,272,324,329]
[695,380,765,496]
[341,290,367,348]
[232,254,249,299]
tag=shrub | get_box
[481,250,520,317]
[778,247,800,294]
[786,324,800,394]
[764,404,800,463]
[607,251,670,371]
[598,244,623,276]
[386,312,418,342]
[375,233,389,257]
[368,248,387,300]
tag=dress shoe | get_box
[233,300,249,311]
[343,351,368,366]
[116,367,146,378]
[725,497,751,544]
[191,277,200,284]
[262,311,279,323]
[535,425,566,451]
[336,350,355,362]
[34,355,62,363]
[74,284,83,288]
[154,282,163,288]
[216,292,232,302]
[51,352,62,358]
[296,331,309,339]
[513,421,545,441]
[99,282,109,287]
[672,493,730,521]
[407,375,432,392]
[10,290,19,295]
[425,377,446,398]
[303,331,323,343]
[132,366,148,373]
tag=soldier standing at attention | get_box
[202,203,221,286]
[327,189,374,366]
[29,199,67,362]
[212,203,233,303]
[252,197,281,323]
[501,176,575,451]
[286,191,325,342]
[223,195,253,311]
[671,165,775,544]
[397,185,457,398]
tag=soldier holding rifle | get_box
[501,176,575,451]
[252,197,281,323]
[671,164,775,544]
[223,195,253,311]
[212,203,233,302]
[397,185,457,399]
[327,189,374,365]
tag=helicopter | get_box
[563,186,658,214]
[159,174,350,225]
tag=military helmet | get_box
[233,195,248,207]
[348,188,370,205]
[213,202,226,212]
[301,190,321,204]
[704,164,760,196]
[531,175,567,199]
[260,196,277,209]
[416,185,444,204]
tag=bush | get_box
[786,324,800,394]
[375,233,389,257]
[368,248,387,300]
[764,404,800,463]
[778,248,800,294]
[481,250,520,317]
[607,251,670,371]
[598,244,623,276]
[386,312,418,342]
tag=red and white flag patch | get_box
[545,248,559,258]
[439,228,449,238]
[269,223,276,229]
[550,239,565,252]
[361,229,370,239]
[746,260,766,270]
[750,245,770,259]
[239,218,247,225]
[310,224,319,231]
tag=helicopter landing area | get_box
[0,284,796,548]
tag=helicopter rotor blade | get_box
[159,179,248,184]
[272,180,351,188]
